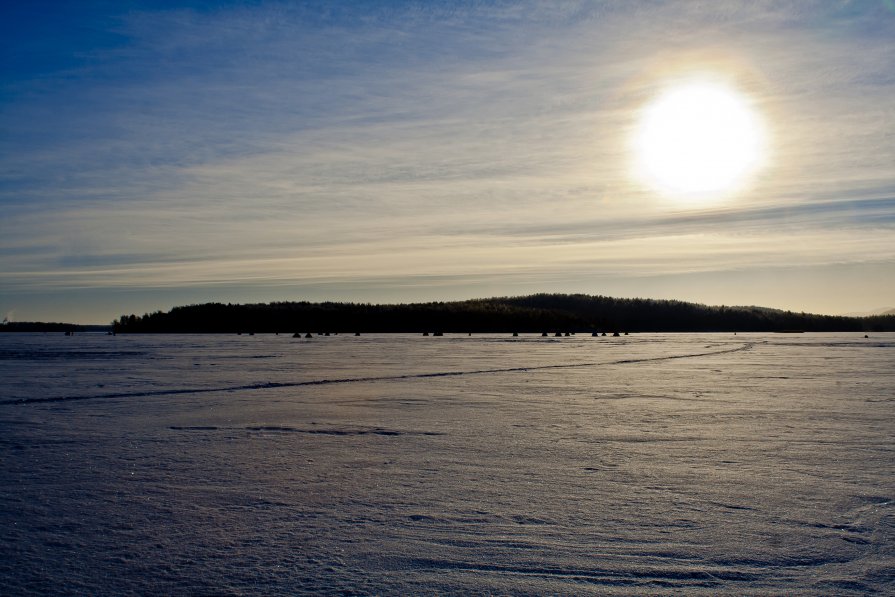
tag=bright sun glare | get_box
[633,79,767,205]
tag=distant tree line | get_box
[110,294,895,334]
[0,322,111,333]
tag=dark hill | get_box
[111,294,895,333]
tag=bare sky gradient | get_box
[2,1,894,323]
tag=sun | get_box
[632,78,767,205]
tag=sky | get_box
[2,1,894,323]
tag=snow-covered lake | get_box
[1,332,893,595]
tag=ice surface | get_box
[1,332,893,594]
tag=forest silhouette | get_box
[109,294,895,334]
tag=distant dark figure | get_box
[433,331,444,336]
[542,332,548,337]
[555,332,562,337]
[601,332,607,337]
[592,332,599,336]
[624,332,629,335]
[564,332,571,336]
[305,332,312,338]
[423,332,429,336]
[292,333,301,338]
[355,332,361,336]
[513,332,519,337]
[612,331,620,337]
[865,334,869,338]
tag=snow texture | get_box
[1,332,893,595]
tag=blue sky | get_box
[2,1,894,323]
